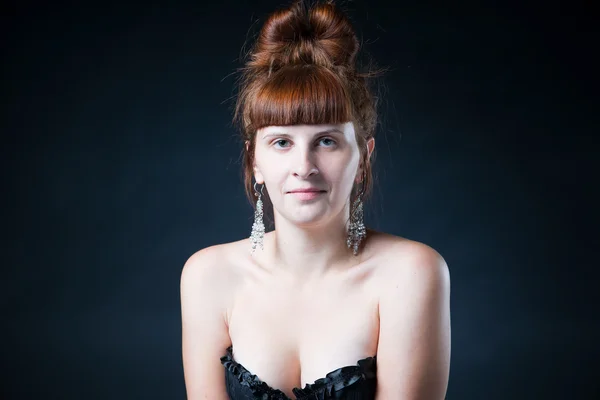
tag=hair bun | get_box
[248,0,359,71]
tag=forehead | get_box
[259,122,355,138]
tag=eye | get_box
[273,139,290,148]
[319,137,336,147]
[271,137,336,149]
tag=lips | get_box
[287,189,326,193]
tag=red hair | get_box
[234,0,384,224]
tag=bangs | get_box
[247,65,353,131]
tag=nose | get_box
[292,148,319,179]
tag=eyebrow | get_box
[261,128,344,140]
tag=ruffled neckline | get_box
[220,346,377,399]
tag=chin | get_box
[289,210,332,224]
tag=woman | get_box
[180,1,451,398]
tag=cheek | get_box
[339,152,360,177]
[254,150,276,177]
[256,158,287,189]
[323,157,359,186]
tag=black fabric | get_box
[220,346,377,399]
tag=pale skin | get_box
[180,122,451,399]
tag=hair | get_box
[234,0,385,227]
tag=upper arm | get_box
[180,246,232,400]
[376,244,451,400]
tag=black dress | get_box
[220,346,377,399]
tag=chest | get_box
[227,275,380,395]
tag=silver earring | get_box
[346,191,366,256]
[250,182,265,254]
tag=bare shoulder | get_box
[181,244,222,284]
[181,245,223,301]
[367,231,451,398]
[180,240,248,303]
[180,240,246,400]
[180,242,239,336]
[366,230,450,289]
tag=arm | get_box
[376,244,451,400]
[180,246,231,400]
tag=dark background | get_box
[3,0,598,399]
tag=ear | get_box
[246,140,265,184]
[254,168,265,185]
[366,137,375,159]
[356,137,375,183]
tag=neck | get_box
[263,204,358,277]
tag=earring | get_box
[250,182,265,254]
[346,188,367,256]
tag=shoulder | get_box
[180,240,248,304]
[181,237,250,278]
[393,239,449,287]
[369,233,451,397]
[180,244,225,288]
[180,242,243,399]
[367,231,450,294]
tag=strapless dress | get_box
[220,345,377,399]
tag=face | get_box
[251,122,372,227]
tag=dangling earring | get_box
[250,182,265,254]
[346,183,367,256]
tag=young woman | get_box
[181,1,451,398]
